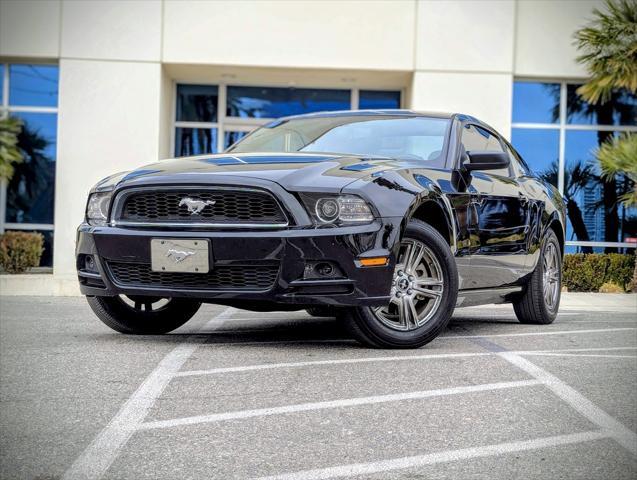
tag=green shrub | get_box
[562,253,635,292]
[0,231,44,274]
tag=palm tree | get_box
[540,160,597,253]
[0,117,23,181]
[573,0,637,251]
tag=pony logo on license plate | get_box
[150,239,210,273]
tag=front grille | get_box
[107,262,279,291]
[117,188,287,226]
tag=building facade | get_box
[0,0,635,292]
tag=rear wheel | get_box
[343,219,458,348]
[86,295,201,334]
[513,229,562,324]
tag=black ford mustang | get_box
[77,110,566,348]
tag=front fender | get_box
[341,169,457,251]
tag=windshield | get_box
[228,115,450,166]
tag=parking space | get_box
[0,295,635,479]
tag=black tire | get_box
[342,219,458,349]
[305,306,338,317]
[513,229,562,325]
[86,295,201,334]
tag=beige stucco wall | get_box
[54,60,163,276]
[0,0,603,285]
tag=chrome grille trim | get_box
[110,186,289,229]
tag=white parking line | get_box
[253,431,607,480]
[175,351,494,377]
[499,352,637,456]
[521,353,637,359]
[196,327,637,347]
[140,379,540,431]
[61,308,236,480]
[441,327,636,339]
[177,346,637,378]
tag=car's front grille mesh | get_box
[107,262,279,290]
[118,189,287,225]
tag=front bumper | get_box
[76,219,402,308]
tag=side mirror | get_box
[464,151,510,172]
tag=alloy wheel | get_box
[542,242,560,310]
[373,238,444,331]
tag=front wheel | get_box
[343,219,458,349]
[86,295,201,334]
[513,229,562,324]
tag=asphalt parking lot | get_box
[0,294,636,480]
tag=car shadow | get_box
[88,311,523,348]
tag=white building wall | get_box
[54,60,163,277]
[0,0,604,288]
[162,0,416,70]
[0,0,61,58]
[515,0,603,78]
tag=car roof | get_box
[266,109,499,137]
[276,109,455,121]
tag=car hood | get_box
[109,153,402,193]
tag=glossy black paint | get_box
[77,111,566,310]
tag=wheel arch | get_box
[406,196,456,253]
[545,214,565,256]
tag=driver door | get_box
[461,124,532,289]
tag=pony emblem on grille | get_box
[179,197,216,215]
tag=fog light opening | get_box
[84,255,97,272]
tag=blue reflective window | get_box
[175,127,218,157]
[566,84,637,126]
[5,113,57,225]
[564,130,636,244]
[176,84,218,122]
[359,90,401,109]
[9,64,59,107]
[512,81,560,124]
[227,86,351,118]
[511,128,560,186]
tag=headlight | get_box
[86,192,113,226]
[299,193,374,225]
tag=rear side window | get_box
[461,124,510,177]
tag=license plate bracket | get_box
[150,239,210,273]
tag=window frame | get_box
[171,82,404,156]
[0,62,58,240]
[512,78,637,250]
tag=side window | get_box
[505,143,531,177]
[461,124,510,177]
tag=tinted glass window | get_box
[8,64,59,107]
[227,86,351,118]
[461,125,508,176]
[566,84,637,126]
[359,90,401,109]
[5,112,57,224]
[461,124,504,152]
[512,81,560,124]
[230,115,449,166]
[511,128,560,186]
[564,130,635,243]
[176,84,218,122]
[175,127,218,156]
